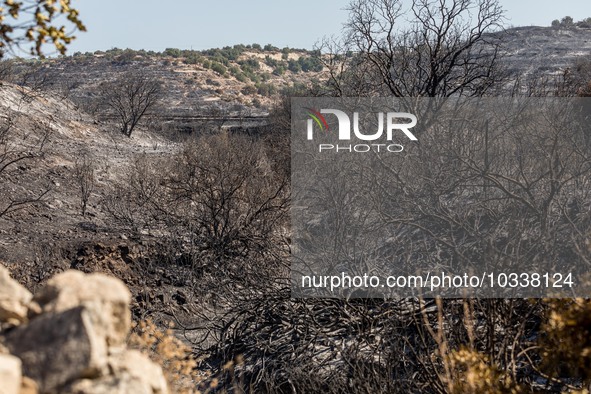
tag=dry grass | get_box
[129,319,204,394]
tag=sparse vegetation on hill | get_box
[75,44,324,85]
[0,44,328,123]
[552,16,591,29]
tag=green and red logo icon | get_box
[305,107,330,132]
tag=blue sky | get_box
[66,0,591,53]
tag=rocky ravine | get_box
[0,264,169,394]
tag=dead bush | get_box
[73,153,95,216]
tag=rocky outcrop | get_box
[33,270,132,347]
[0,265,169,394]
[6,306,110,391]
[0,265,35,326]
[0,353,22,394]
[64,350,169,394]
